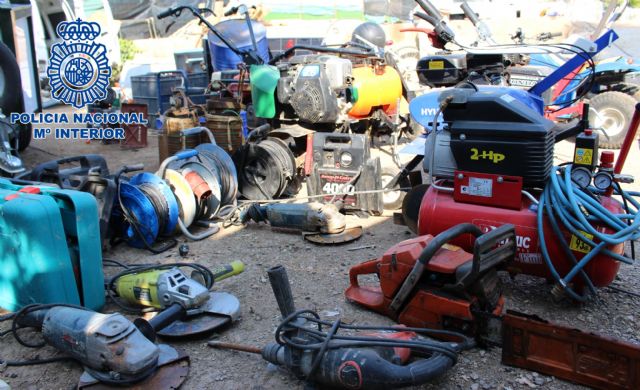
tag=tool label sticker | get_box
[462,177,493,197]
[574,148,593,165]
[569,230,594,254]
[428,60,444,70]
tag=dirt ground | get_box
[2,102,640,390]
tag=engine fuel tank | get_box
[349,65,402,119]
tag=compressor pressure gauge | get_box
[593,171,613,190]
[570,167,592,188]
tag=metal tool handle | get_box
[267,265,296,318]
[460,2,479,25]
[157,149,198,178]
[416,0,443,20]
[180,126,216,145]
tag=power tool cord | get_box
[115,175,177,254]
[538,165,640,301]
[0,304,84,367]
[275,309,474,379]
[103,261,217,313]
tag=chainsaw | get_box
[108,261,244,339]
[346,223,514,344]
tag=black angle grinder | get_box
[239,202,363,244]
[12,305,189,390]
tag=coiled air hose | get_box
[538,165,640,301]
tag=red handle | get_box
[348,258,380,288]
[613,103,640,175]
[399,27,434,35]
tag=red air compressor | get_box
[410,87,638,294]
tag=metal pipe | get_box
[207,341,262,354]
[613,102,640,176]
[606,103,640,197]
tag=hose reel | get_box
[233,125,297,200]
[117,171,180,252]
[158,134,240,241]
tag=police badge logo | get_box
[47,19,112,109]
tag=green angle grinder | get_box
[109,261,244,339]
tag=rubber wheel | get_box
[16,123,31,151]
[0,41,23,115]
[380,165,408,210]
[589,91,637,149]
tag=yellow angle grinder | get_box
[110,261,244,339]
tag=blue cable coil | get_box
[538,165,640,301]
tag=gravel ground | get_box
[1,103,640,390]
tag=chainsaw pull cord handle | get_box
[389,223,483,314]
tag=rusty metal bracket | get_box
[502,311,640,390]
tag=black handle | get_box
[414,12,439,27]
[267,265,296,318]
[134,303,186,341]
[158,8,176,19]
[460,2,480,26]
[224,6,239,16]
[122,163,145,173]
[415,0,442,20]
[246,123,271,142]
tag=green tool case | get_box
[0,179,104,311]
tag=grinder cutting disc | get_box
[77,344,189,390]
[157,292,240,338]
[302,226,364,245]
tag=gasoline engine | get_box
[276,52,403,132]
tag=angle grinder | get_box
[13,305,190,390]
[240,202,363,244]
[110,261,244,339]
